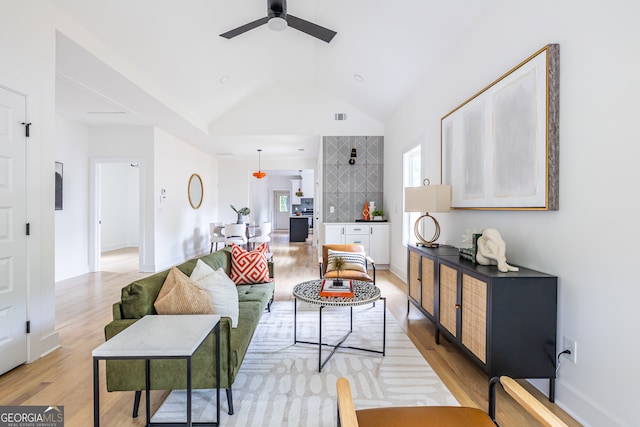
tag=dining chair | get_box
[224,223,247,247]
[248,222,272,250]
[209,222,225,252]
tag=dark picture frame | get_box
[55,161,63,210]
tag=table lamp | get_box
[404,179,451,247]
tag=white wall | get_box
[99,163,139,251]
[250,175,271,225]
[153,128,219,270]
[209,83,384,136]
[384,1,640,426]
[54,115,89,281]
[217,158,251,225]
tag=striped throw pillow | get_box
[326,250,367,274]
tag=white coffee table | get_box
[92,314,221,427]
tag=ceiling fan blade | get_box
[220,16,269,39]
[286,14,337,43]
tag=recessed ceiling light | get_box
[354,74,364,83]
[298,148,305,151]
[219,75,230,84]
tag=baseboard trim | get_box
[27,331,60,363]
[528,378,626,427]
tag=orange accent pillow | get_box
[154,267,214,314]
[230,243,270,285]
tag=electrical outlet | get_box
[562,336,577,363]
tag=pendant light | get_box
[252,149,266,179]
[295,170,304,196]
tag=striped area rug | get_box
[152,300,458,426]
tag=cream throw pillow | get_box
[190,260,240,328]
[154,267,214,314]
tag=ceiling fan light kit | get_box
[220,0,337,43]
[267,16,287,31]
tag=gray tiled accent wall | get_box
[323,136,384,222]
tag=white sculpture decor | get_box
[475,228,519,273]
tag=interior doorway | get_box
[89,160,143,272]
[273,190,290,231]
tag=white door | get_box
[273,191,290,230]
[0,86,28,374]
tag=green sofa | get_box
[103,246,275,416]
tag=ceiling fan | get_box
[220,0,337,43]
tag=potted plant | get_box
[372,209,384,221]
[230,205,250,224]
[330,256,345,286]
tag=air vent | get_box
[334,113,347,121]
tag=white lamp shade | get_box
[404,185,451,213]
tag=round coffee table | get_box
[292,279,386,372]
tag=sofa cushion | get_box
[154,267,215,315]
[230,243,270,285]
[121,271,169,319]
[193,247,233,276]
[191,260,240,328]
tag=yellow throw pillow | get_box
[154,267,214,314]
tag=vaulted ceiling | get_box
[53,0,491,159]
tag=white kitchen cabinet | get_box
[323,224,345,244]
[369,223,390,264]
[301,171,314,198]
[345,224,370,252]
[322,222,389,266]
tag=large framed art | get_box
[441,44,559,210]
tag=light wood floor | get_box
[0,231,581,426]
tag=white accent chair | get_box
[248,222,272,250]
[223,223,247,247]
[209,222,225,253]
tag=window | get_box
[279,194,289,212]
[403,145,422,246]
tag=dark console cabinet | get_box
[407,245,558,401]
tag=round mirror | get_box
[188,173,203,209]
